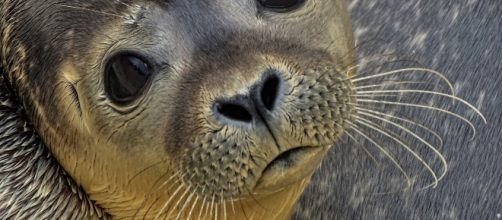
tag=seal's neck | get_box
[0,73,109,219]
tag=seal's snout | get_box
[183,61,355,201]
[212,69,284,124]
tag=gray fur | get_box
[295,0,502,219]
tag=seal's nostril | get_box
[260,75,280,111]
[216,103,253,123]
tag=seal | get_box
[1,0,356,219]
[0,0,486,219]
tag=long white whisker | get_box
[210,195,216,220]
[187,195,199,220]
[352,100,478,140]
[166,187,191,220]
[344,131,380,166]
[153,183,185,220]
[222,194,227,220]
[198,197,207,220]
[229,194,236,215]
[357,111,448,188]
[156,171,181,190]
[215,197,219,220]
[352,94,402,98]
[204,197,212,220]
[350,68,455,95]
[347,123,412,188]
[355,81,430,90]
[355,89,487,123]
[175,190,196,220]
[141,178,182,219]
[355,107,444,147]
[354,117,439,188]
[133,170,178,220]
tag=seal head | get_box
[1,0,355,219]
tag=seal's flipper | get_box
[0,70,108,219]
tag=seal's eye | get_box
[258,0,305,12]
[105,54,152,105]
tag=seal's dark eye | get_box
[105,54,152,105]
[258,0,305,12]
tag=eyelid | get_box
[258,0,306,12]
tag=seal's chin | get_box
[253,145,329,195]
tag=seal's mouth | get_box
[253,145,328,195]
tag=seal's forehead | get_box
[123,1,259,28]
[115,0,344,38]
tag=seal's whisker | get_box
[344,130,380,166]
[141,175,184,219]
[134,171,181,219]
[352,99,478,140]
[59,4,128,19]
[354,81,431,90]
[198,197,207,220]
[153,176,188,220]
[355,89,487,123]
[174,190,195,220]
[222,195,228,220]
[355,107,444,147]
[167,187,191,219]
[356,111,448,186]
[347,123,412,188]
[156,171,182,191]
[204,196,212,220]
[215,196,219,220]
[230,196,236,214]
[210,195,216,220]
[354,116,439,188]
[352,94,402,98]
[186,195,199,220]
[349,68,455,95]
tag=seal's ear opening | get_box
[0,68,109,218]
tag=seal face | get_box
[2,0,356,219]
[0,0,488,219]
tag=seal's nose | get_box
[252,70,282,113]
[213,69,283,124]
